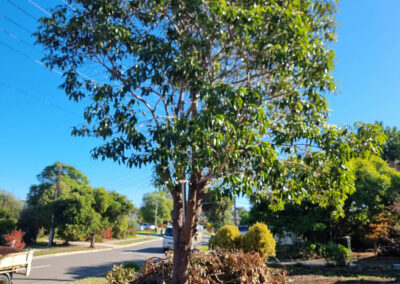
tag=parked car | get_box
[162,226,203,252]
[138,223,156,231]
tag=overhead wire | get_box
[0,14,33,35]
[0,82,80,117]
[5,0,38,21]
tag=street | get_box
[13,239,164,283]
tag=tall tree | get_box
[139,191,173,225]
[21,162,90,244]
[381,125,400,170]
[36,1,383,281]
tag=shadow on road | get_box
[126,247,163,254]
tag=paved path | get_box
[13,239,164,283]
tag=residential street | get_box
[12,239,164,283]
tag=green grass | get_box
[137,229,159,235]
[33,246,98,257]
[69,277,107,284]
[116,237,157,245]
[199,245,209,251]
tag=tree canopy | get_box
[248,155,400,247]
[20,162,134,243]
[0,190,24,243]
[139,190,173,225]
[36,1,384,281]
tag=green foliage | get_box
[19,162,134,244]
[209,225,241,250]
[35,0,384,218]
[320,242,349,266]
[35,0,385,279]
[53,187,102,242]
[0,190,23,243]
[238,209,251,226]
[138,191,172,225]
[202,191,233,231]
[95,235,104,243]
[123,262,141,272]
[241,223,276,259]
[20,162,91,242]
[381,124,400,168]
[106,264,136,284]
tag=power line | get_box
[27,0,51,17]
[0,28,42,54]
[5,0,38,21]
[0,14,33,35]
[0,40,62,75]
[0,82,80,117]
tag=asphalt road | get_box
[12,239,164,284]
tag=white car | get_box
[162,226,202,252]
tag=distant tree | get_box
[20,162,90,244]
[95,188,134,238]
[202,191,233,231]
[238,208,251,226]
[139,191,173,225]
[53,187,102,247]
[0,190,23,244]
[249,155,400,247]
[337,156,400,247]
[381,125,400,170]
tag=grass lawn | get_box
[271,259,400,283]
[199,245,208,251]
[69,277,107,284]
[116,237,157,245]
[136,229,159,235]
[33,246,101,257]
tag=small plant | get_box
[301,242,322,259]
[106,264,136,284]
[4,229,26,249]
[100,227,112,239]
[95,235,104,243]
[320,242,349,266]
[241,222,276,258]
[209,225,241,250]
[123,262,141,272]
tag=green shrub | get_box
[301,242,322,259]
[106,264,136,284]
[95,235,104,243]
[123,262,141,272]
[320,242,349,266]
[209,225,241,249]
[241,222,276,258]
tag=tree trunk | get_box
[90,233,95,248]
[171,176,206,284]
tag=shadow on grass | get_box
[274,262,400,283]
[66,260,145,280]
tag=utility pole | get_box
[233,196,238,226]
[48,163,62,246]
[154,189,159,230]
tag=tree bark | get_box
[171,175,206,284]
[90,233,95,248]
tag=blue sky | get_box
[1,1,399,209]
